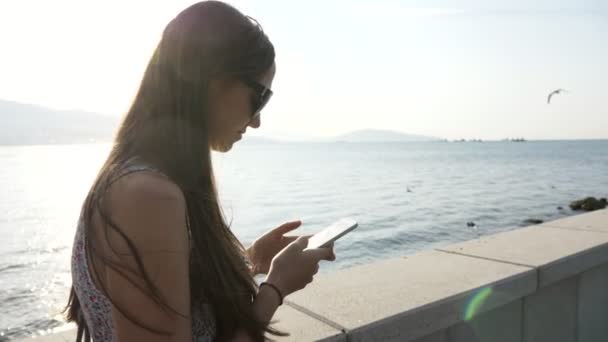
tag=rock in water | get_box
[570,199,586,210]
[570,197,607,211]
[523,219,544,225]
[466,221,476,227]
[588,198,608,210]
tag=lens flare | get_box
[465,287,493,321]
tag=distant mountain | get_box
[331,129,441,142]
[0,100,442,146]
[0,100,120,145]
[242,129,442,143]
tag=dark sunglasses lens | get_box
[250,96,262,115]
[258,92,270,112]
[251,91,271,115]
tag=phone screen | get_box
[307,218,358,249]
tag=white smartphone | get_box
[305,218,358,250]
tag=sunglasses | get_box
[242,79,273,120]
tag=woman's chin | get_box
[211,140,234,153]
[210,134,243,152]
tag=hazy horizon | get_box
[1,96,607,144]
[1,0,606,140]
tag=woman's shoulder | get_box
[114,167,183,204]
[91,165,195,341]
[100,166,190,254]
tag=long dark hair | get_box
[63,1,284,341]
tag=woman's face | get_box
[208,63,276,152]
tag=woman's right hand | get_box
[264,236,336,297]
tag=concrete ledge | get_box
[540,209,608,232]
[437,223,608,288]
[415,330,447,342]
[273,304,346,341]
[286,251,535,341]
[523,277,578,342]
[578,262,608,341]
[13,305,346,342]
[447,299,522,342]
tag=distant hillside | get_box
[0,101,443,145]
[0,100,119,145]
[332,129,441,142]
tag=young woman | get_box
[63,1,335,341]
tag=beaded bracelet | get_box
[259,282,283,306]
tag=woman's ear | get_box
[207,78,237,98]
[207,78,238,112]
[207,78,226,112]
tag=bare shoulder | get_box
[98,170,190,255]
[94,170,194,340]
[111,169,184,205]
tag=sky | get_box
[0,0,606,140]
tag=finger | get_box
[303,247,334,261]
[291,235,310,250]
[328,247,336,261]
[274,220,303,235]
[282,235,298,245]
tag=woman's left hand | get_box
[246,220,302,276]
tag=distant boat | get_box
[451,138,483,143]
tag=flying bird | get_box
[547,89,567,104]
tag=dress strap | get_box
[117,157,168,179]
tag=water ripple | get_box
[2,140,608,337]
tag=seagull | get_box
[547,89,568,104]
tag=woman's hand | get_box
[246,220,302,275]
[265,236,336,297]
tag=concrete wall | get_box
[17,209,608,342]
[274,209,608,342]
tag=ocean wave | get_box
[0,317,65,341]
[0,264,28,273]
